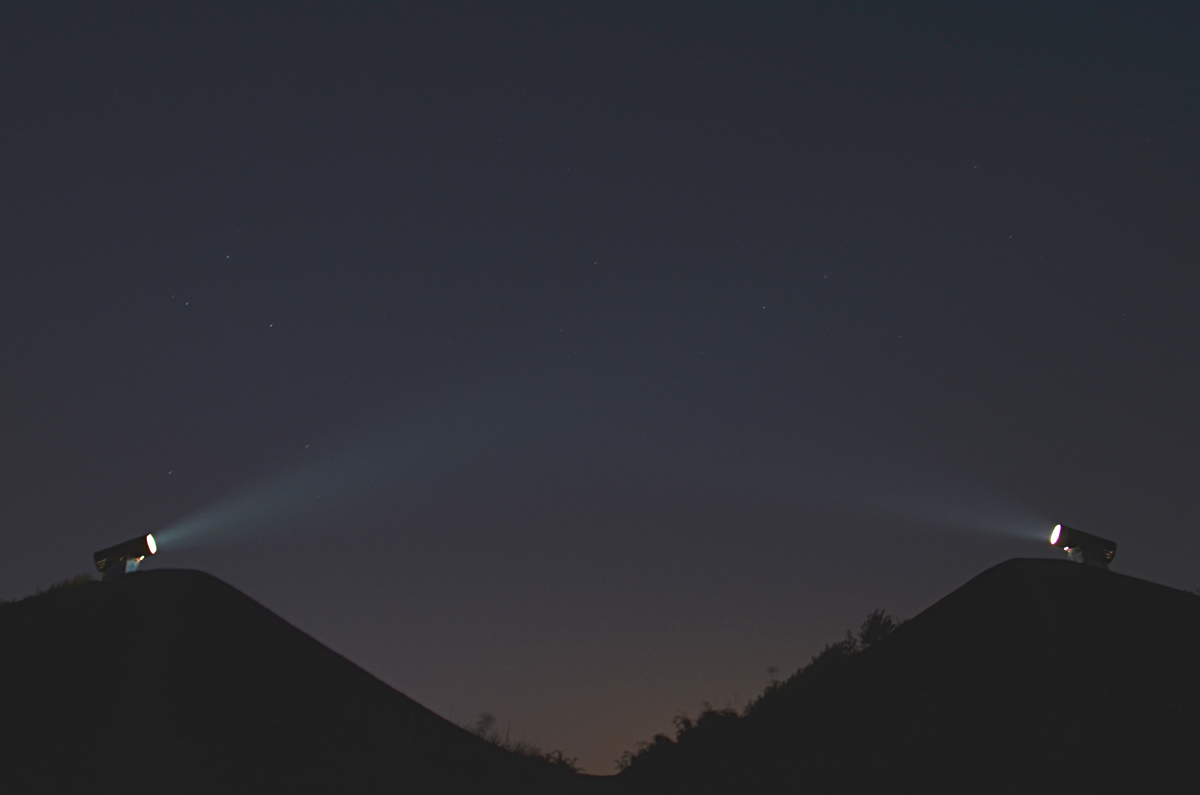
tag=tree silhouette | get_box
[857,608,899,648]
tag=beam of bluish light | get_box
[151,358,1054,555]
[778,422,1054,543]
[821,472,1054,542]
[153,380,578,550]
[153,450,378,549]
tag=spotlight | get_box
[94,534,157,579]
[1049,524,1116,569]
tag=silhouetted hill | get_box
[616,558,1200,793]
[5,560,1198,793]
[0,569,589,794]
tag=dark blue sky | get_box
[2,2,1198,771]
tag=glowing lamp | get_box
[1050,524,1116,569]
[94,534,157,579]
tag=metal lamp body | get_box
[94,534,157,579]
[1050,524,1116,569]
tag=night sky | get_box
[2,2,1198,772]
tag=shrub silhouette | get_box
[857,608,898,648]
[465,711,581,773]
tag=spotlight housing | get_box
[1049,524,1116,569]
[94,534,157,579]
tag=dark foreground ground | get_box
[2,559,1198,793]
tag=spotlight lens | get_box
[146,534,157,555]
[1050,525,1061,545]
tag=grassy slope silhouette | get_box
[614,559,1200,793]
[0,569,586,794]
[3,559,1198,793]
